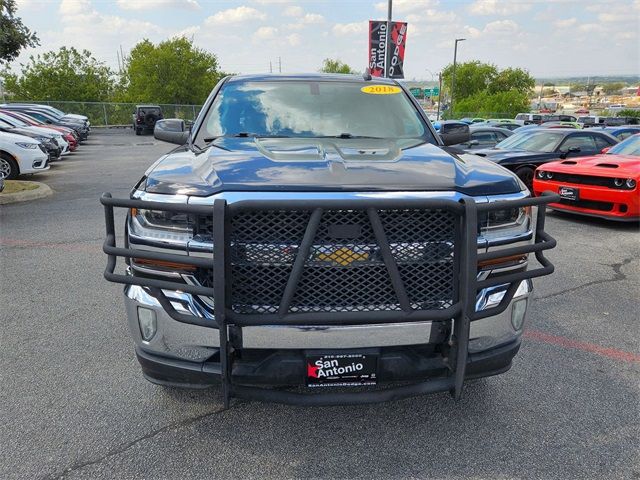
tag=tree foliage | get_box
[118,37,224,104]
[2,47,114,101]
[320,58,355,74]
[0,0,39,64]
[601,82,625,95]
[454,90,531,118]
[616,109,640,118]
[440,60,534,117]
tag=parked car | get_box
[597,126,640,141]
[515,113,543,125]
[2,103,89,126]
[485,121,521,131]
[132,105,163,135]
[542,121,582,129]
[0,112,68,157]
[0,109,78,150]
[0,130,49,179]
[451,126,513,150]
[0,118,62,161]
[0,175,4,191]
[474,128,619,189]
[543,114,577,123]
[1,105,89,140]
[533,134,640,221]
[99,74,558,406]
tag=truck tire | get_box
[0,153,19,180]
[515,166,534,191]
[135,128,142,136]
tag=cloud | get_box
[406,9,458,24]
[300,13,324,24]
[253,26,278,40]
[205,6,266,26]
[469,0,531,16]
[483,19,519,34]
[577,23,605,33]
[171,25,200,39]
[553,18,577,28]
[332,22,365,36]
[116,0,200,11]
[374,0,439,14]
[286,33,301,46]
[283,5,303,17]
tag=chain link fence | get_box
[4,101,203,127]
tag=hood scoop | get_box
[561,160,577,165]
[254,137,401,163]
[596,163,618,168]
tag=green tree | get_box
[454,89,530,118]
[441,61,497,100]
[616,109,640,118]
[118,37,224,104]
[602,82,625,95]
[320,58,355,74]
[488,67,535,95]
[1,47,114,101]
[0,0,39,64]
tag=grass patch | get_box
[1,180,39,194]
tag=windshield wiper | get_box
[203,133,291,143]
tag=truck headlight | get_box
[480,206,530,242]
[131,208,192,232]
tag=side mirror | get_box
[568,146,581,153]
[600,146,610,154]
[467,139,479,147]
[154,119,189,145]
[439,122,471,146]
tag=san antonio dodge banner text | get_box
[368,20,408,79]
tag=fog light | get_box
[511,299,527,331]
[137,307,157,341]
[626,178,636,189]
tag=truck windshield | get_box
[197,80,434,147]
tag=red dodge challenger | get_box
[533,134,640,221]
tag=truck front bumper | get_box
[124,280,531,389]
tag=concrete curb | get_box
[0,181,53,205]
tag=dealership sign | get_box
[368,20,408,79]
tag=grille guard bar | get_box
[100,191,559,406]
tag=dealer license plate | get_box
[559,186,579,201]
[306,353,377,387]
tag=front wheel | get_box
[515,166,534,191]
[0,154,19,180]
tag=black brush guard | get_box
[100,192,559,407]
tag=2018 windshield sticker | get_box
[361,85,402,95]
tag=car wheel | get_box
[0,154,19,180]
[515,166,534,191]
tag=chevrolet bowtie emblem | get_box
[317,247,369,266]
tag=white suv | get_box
[0,131,49,179]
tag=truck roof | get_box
[226,73,398,85]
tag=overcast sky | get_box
[12,0,640,80]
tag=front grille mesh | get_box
[198,207,458,315]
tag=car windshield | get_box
[197,80,433,147]
[607,134,640,156]
[495,131,564,152]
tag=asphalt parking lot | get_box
[1,130,639,480]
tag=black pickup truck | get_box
[101,74,557,407]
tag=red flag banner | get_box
[386,21,407,79]
[368,20,387,77]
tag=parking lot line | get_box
[525,329,640,364]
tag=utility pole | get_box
[385,0,392,78]
[450,38,465,117]
[278,56,281,73]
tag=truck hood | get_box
[143,137,524,197]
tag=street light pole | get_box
[450,38,465,117]
[385,0,393,78]
[437,72,442,121]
